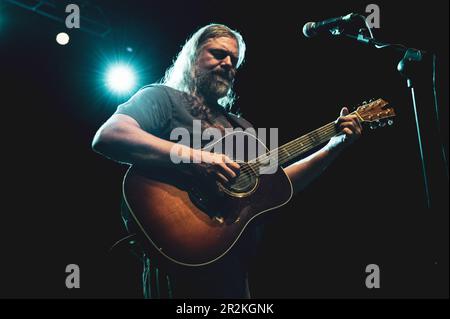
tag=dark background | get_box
[0,0,448,298]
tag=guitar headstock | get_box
[355,98,396,129]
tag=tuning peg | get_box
[379,121,386,127]
[369,123,378,130]
[388,119,394,126]
[369,98,374,102]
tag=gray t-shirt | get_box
[115,84,252,147]
[114,85,260,298]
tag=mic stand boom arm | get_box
[336,29,432,208]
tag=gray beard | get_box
[195,69,233,103]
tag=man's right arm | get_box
[92,114,193,168]
[92,114,239,183]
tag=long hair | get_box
[160,23,246,110]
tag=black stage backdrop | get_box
[0,0,448,299]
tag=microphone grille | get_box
[302,22,316,38]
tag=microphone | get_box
[302,13,359,38]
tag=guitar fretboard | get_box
[248,121,339,175]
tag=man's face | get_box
[194,36,239,102]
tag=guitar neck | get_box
[247,98,395,176]
[278,121,339,166]
[251,120,340,175]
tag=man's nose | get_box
[221,55,232,67]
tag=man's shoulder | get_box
[137,84,185,99]
[134,84,193,108]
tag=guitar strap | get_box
[223,111,254,132]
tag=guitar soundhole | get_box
[221,163,258,196]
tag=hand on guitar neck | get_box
[326,107,363,153]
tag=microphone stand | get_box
[332,28,432,208]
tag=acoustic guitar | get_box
[122,98,395,268]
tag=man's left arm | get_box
[283,107,362,194]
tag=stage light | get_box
[106,64,136,94]
[56,32,70,45]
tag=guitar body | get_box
[123,131,293,268]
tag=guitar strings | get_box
[232,123,340,189]
[236,123,337,179]
[239,108,364,177]
[246,122,336,173]
[263,109,372,169]
[231,108,392,189]
[231,123,338,188]
[231,126,337,189]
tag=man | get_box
[92,23,362,298]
